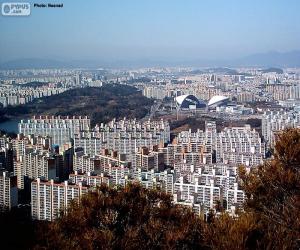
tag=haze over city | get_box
[1,0,300,67]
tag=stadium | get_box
[207,95,229,109]
[175,95,206,110]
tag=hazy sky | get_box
[1,0,300,62]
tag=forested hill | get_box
[0,84,153,126]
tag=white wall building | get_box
[0,170,18,211]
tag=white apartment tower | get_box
[0,170,18,211]
[31,178,88,221]
[19,115,90,146]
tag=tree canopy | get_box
[34,184,208,250]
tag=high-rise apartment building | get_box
[173,164,245,214]
[31,178,88,221]
[19,116,90,146]
[0,170,18,211]
[262,110,300,147]
[74,118,170,162]
[69,171,110,187]
[134,146,164,171]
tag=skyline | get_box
[1,0,300,65]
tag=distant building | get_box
[75,73,82,85]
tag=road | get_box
[141,100,162,121]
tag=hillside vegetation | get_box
[0,84,153,126]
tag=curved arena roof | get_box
[175,95,206,109]
[208,95,229,107]
[176,95,190,105]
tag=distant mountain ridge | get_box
[231,50,300,67]
[1,50,300,69]
[0,58,102,70]
[260,67,284,74]
[0,58,68,70]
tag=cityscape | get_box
[0,1,300,249]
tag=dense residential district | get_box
[0,67,300,221]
